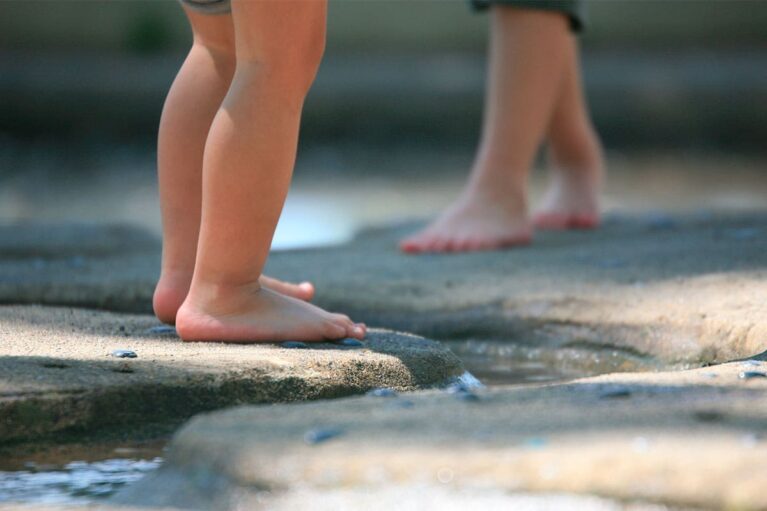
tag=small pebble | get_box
[739,371,767,380]
[386,399,415,409]
[524,437,547,449]
[281,341,308,349]
[646,214,677,231]
[68,256,86,268]
[456,392,481,402]
[367,387,398,398]
[111,349,137,359]
[147,325,177,335]
[304,427,344,445]
[336,338,364,347]
[597,259,627,269]
[599,386,632,399]
[445,381,472,394]
[726,227,760,240]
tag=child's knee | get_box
[236,32,325,97]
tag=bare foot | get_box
[175,282,365,343]
[400,189,532,254]
[153,272,315,325]
[533,164,603,230]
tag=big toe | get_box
[400,234,431,254]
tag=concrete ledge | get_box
[0,306,464,444]
[114,359,767,510]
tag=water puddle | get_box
[450,339,658,386]
[0,443,165,506]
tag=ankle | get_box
[463,172,529,214]
[184,277,263,314]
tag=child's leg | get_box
[153,7,314,325]
[534,32,604,229]
[400,8,570,253]
[175,0,365,342]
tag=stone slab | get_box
[115,359,767,510]
[2,214,767,367]
[0,223,159,313]
[270,212,767,366]
[0,306,463,444]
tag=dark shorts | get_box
[471,0,585,32]
[179,0,231,15]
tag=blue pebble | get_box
[597,259,627,269]
[336,338,364,347]
[387,399,415,409]
[739,371,767,380]
[599,386,632,399]
[524,437,547,449]
[727,227,760,240]
[111,349,137,359]
[367,387,398,398]
[68,256,86,268]
[147,325,177,335]
[281,341,308,349]
[457,392,481,402]
[445,381,470,394]
[645,213,677,231]
[304,427,344,445]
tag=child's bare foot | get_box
[400,188,532,253]
[153,272,315,325]
[175,282,365,343]
[533,163,604,230]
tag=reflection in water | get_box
[0,458,162,505]
[451,340,659,386]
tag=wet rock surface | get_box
[0,306,463,444]
[2,214,765,367]
[114,360,767,510]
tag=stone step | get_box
[2,213,766,367]
[0,306,464,444]
[113,359,767,510]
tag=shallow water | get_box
[0,457,163,505]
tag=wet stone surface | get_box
[113,361,767,511]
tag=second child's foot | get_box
[533,164,603,230]
[153,273,315,325]
[400,189,532,253]
[176,282,366,343]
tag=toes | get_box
[533,212,570,230]
[569,214,600,229]
[296,281,316,300]
[259,276,315,301]
[400,234,431,254]
[323,320,347,340]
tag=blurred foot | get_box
[176,281,365,343]
[533,163,603,230]
[153,271,314,325]
[400,188,532,253]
